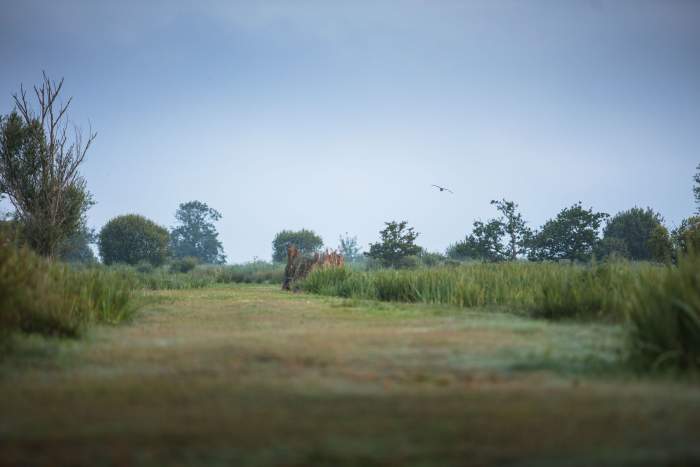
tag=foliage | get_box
[213,262,285,285]
[57,224,97,263]
[338,232,361,262]
[169,256,199,273]
[170,200,226,264]
[530,260,657,320]
[303,261,661,321]
[491,199,531,260]
[98,214,170,266]
[528,202,608,262]
[418,249,447,267]
[595,236,629,260]
[102,261,286,290]
[599,207,666,261]
[1,240,135,344]
[672,216,700,255]
[446,222,505,262]
[627,252,700,372]
[448,199,529,262]
[647,224,673,263]
[365,220,421,268]
[694,163,700,213]
[271,229,323,263]
[0,74,95,258]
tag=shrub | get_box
[99,214,170,266]
[169,256,199,273]
[0,241,136,345]
[600,207,666,261]
[626,252,700,372]
[135,260,155,274]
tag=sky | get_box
[1,0,699,262]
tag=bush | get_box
[169,256,199,273]
[600,207,666,261]
[1,241,136,345]
[98,214,170,266]
[626,252,700,372]
[135,260,155,274]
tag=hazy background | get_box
[2,0,699,262]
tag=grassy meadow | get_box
[2,284,700,467]
[2,238,700,466]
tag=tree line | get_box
[2,74,699,269]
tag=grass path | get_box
[1,285,699,466]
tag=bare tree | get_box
[0,72,96,257]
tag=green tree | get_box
[365,220,421,268]
[491,199,531,260]
[57,224,97,263]
[338,232,361,262]
[647,224,673,263]
[0,74,95,258]
[528,202,608,262]
[170,201,226,264]
[672,216,700,255]
[272,229,323,263]
[595,236,630,260]
[98,214,170,266]
[447,199,529,262]
[694,163,700,213]
[599,207,666,261]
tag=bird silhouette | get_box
[431,184,454,194]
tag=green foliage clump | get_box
[627,252,700,372]
[366,220,421,268]
[272,229,323,263]
[694,163,700,213]
[215,262,285,284]
[531,261,659,320]
[599,207,668,261]
[450,219,505,262]
[647,224,673,264]
[448,199,530,262]
[57,225,97,264]
[169,256,199,274]
[170,201,226,264]
[98,214,170,266]
[672,216,700,256]
[1,240,135,346]
[105,261,286,290]
[529,202,608,262]
[338,233,361,262]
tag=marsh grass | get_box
[626,252,700,372]
[1,243,136,344]
[302,261,664,320]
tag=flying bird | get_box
[431,184,454,194]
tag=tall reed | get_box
[626,252,700,371]
[302,261,662,320]
[1,243,136,341]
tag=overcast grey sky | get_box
[2,0,699,262]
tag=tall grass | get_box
[626,252,700,372]
[302,261,663,320]
[1,243,136,342]
[102,261,286,290]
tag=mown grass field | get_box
[1,284,699,467]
